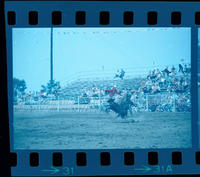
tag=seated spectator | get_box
[114,70,121,79]
[159,77,165,87]
[171,65,176,74]
[147,70,152,79]
[162,66,171,76]
[150,70,157,80]
[184,64,190,74]
[119,69,125,80]
[82,93,88,97]
[179,59,184,74]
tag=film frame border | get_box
[1,0,200,176]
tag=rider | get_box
[104,85,121,98]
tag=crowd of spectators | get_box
[129,63,191,112]
[78,62,191,112]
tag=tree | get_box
[40,80,61,96]
[41,85,47,92]
[13,78,27,97]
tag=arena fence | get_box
[13,93,190,113]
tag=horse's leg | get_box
[105,105,110,113]
[129,106,133,115]
[120,109,126,119]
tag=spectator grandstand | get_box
[14,63,191,113]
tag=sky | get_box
[13,27,191,92]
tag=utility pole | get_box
[50,27,53,93]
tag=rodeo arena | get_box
[14,62,191,115]
[13,62,192,149]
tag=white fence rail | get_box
[14,93,190,113]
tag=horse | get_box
[106,92,135,118]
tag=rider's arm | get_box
[115,90,121,96]
[104,89,112,92]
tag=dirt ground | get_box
[13,111,191,149]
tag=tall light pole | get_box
[50,27,53,93]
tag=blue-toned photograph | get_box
[12,27,191,149]
[198,29,200,146]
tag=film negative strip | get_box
[1,0,200,176]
